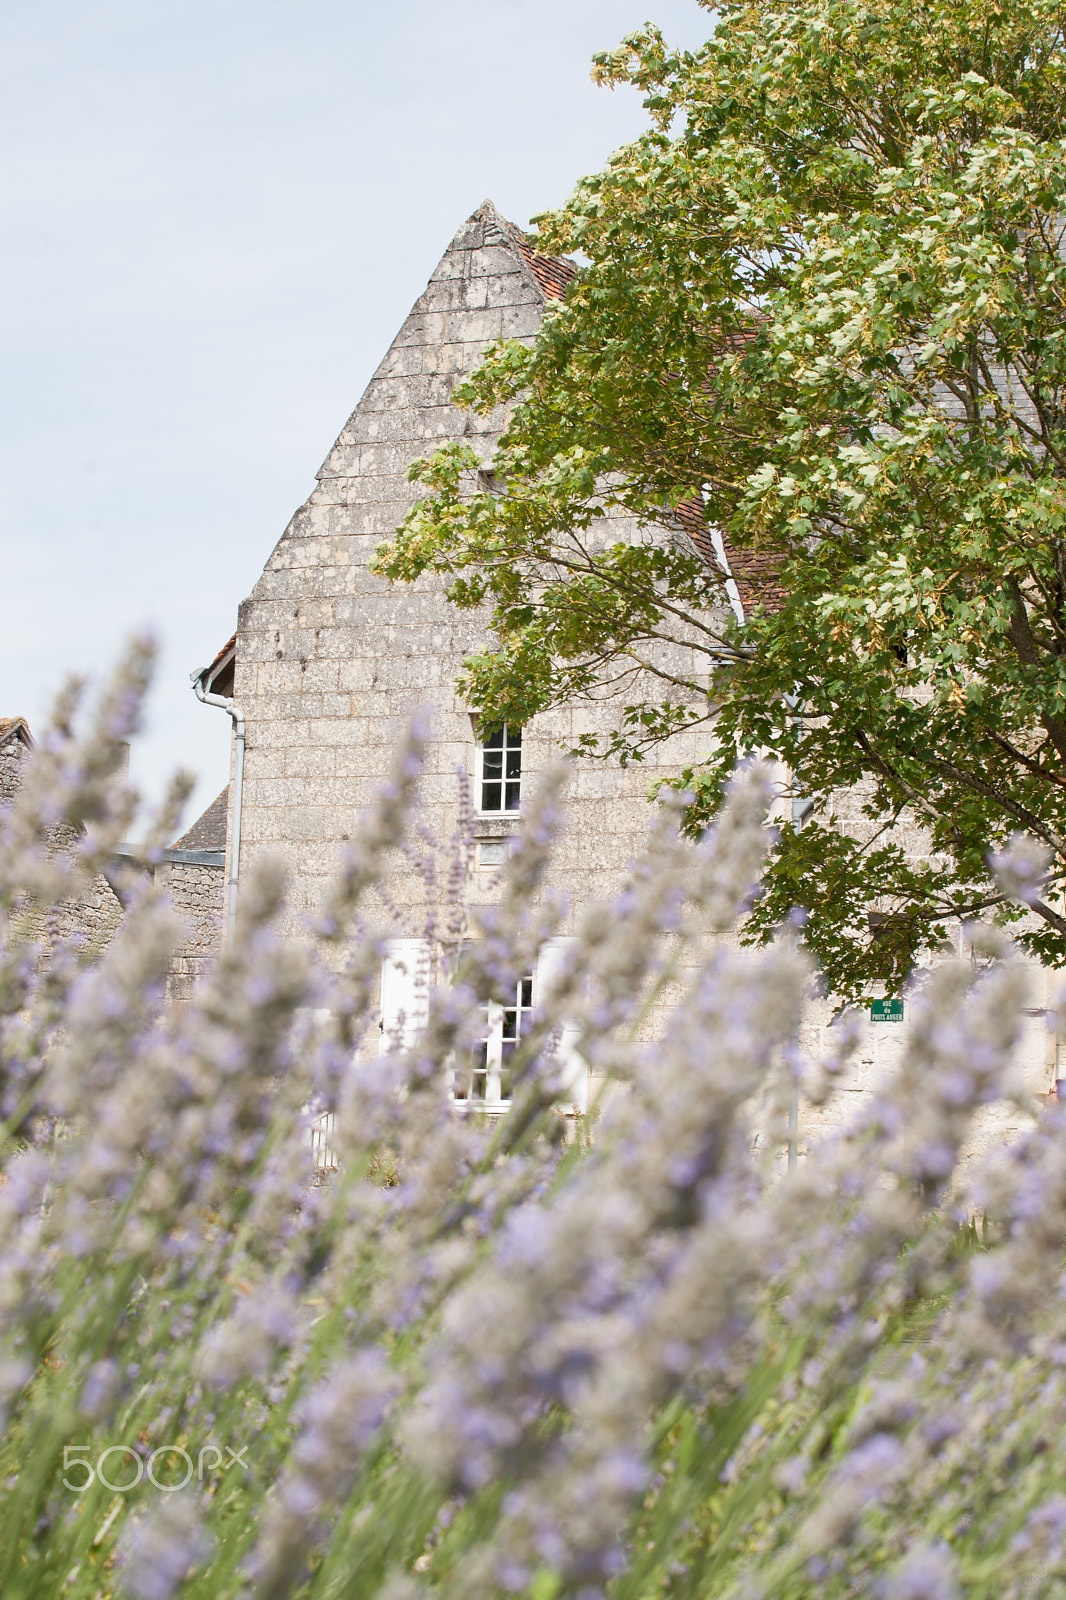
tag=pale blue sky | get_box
[1,0,712,828]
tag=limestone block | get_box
[306,714,374,748]
[290,661,340,694]
[502,304,546,339]
[375,343,425,380]
[284,745,336,779]
[336,659,381,693]
[417,277,483,314]
[276,805,337,842]
[360,375,455,414]
[249,718,310,753]
[469,246,525,279]
[427,242,475,281]
[254,661,308,696]
[482,271,540,307]
[442,309,504,346]
[350,441,412,478]
[243,749,284,783]
[249,566,306,602]
[429,739,472,777]
[270,692,322,720]
[320,444,362,478]
[354,408,425,445]
[317,691,350,718]
[405,657,448,690]
[438,340,490,375]
[390,310,446,351]
[416,404,466,441]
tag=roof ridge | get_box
[0,716,32,750]
[469,199,578,304]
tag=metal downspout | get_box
[191,671,245,948]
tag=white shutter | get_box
[380,938,432,1054]
[536,938,588,1113]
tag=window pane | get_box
[502,1007,517,1040]
[483,751,503,780]
[484,725,504,749]
[500,1039,516,1100]
[505,781,520,810]
[505,750,521,780]
[482,781,502,811]
[520,977,533,1008]
[508,725,522,747]
[471,1043,488,1101]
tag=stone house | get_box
[191,201,1057,1139]
[191,200,724,1114]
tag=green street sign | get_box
[871,997,904,1023]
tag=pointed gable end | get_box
[253,201,577,568]
[229,203,577,931]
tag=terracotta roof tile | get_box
[513,234,579,301]
[676,497,786,615]
[487,207,578,302]
[203,632,236,682]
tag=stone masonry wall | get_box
[232,201,720,948]
[156,859,225,1004]
[1,720,124,958]
[2,721,225,996]
[0,724,28,805]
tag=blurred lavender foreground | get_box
[1,648,1065,1600]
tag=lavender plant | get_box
[0,649,1061,1600]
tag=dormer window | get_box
[478,723,522,813]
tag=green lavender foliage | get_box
[0,649,1063,1600]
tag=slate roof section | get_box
[0,716,32,750]
[173,786,229,852]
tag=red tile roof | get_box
[202,632,236,682]
[195,632,237,699]
[512,232,578,302]
[485,204,578,302]
[676,498,786,615]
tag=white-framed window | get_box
[377,939,589,1117]
[477,723,522,813]
[379,939,432,1054]
[453,974,534,1108]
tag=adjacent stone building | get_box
[1,715,225,995]
[1,715,123,959]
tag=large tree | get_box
[375,0,1066,1002]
